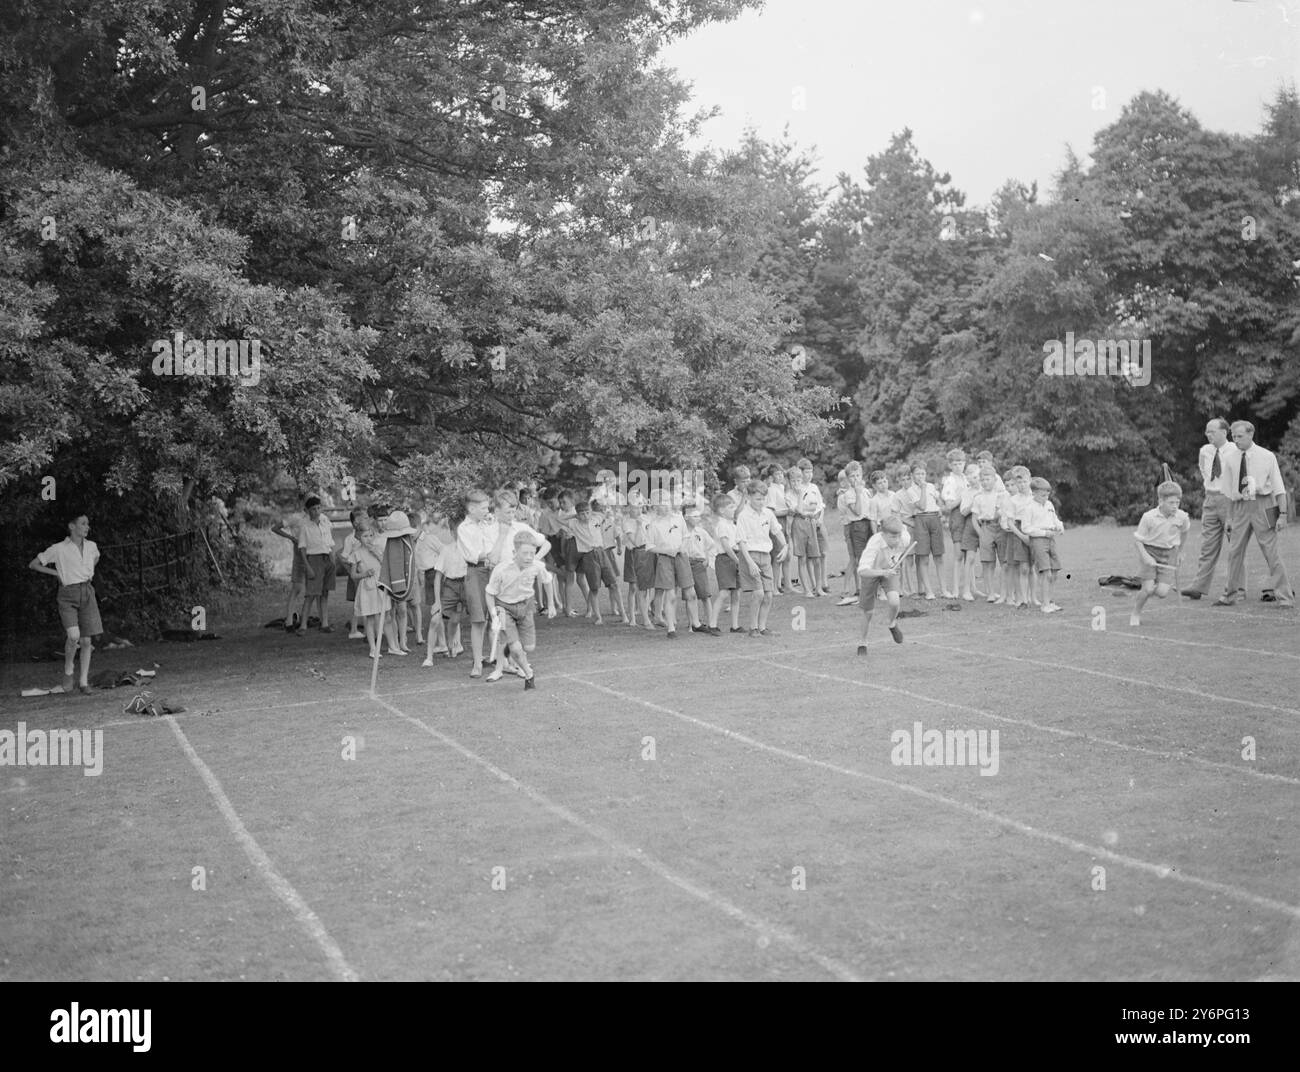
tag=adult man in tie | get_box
[1214,420,1293,607]
[1181,417,1232,600]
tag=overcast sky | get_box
[659,0,1298,206]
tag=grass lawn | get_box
[2,519,1298,980]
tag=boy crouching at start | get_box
[1131,480,1191,627]
[855,517,907,656]
[484,532,558,689]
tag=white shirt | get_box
[1222,443,1286,501]
[1020,499,1065,538]
[858,532,907,574]
[39,538,100,585]
[1199,441,1231,494]
[1135,508,1191,549]
[457,516,500,566]
[497,520,551,565]
[645,514,685,555]
[839,483,870,522]
[684,525,717,560]
[940,472,967,511]
[712,516,738,557]
[412,531,443,573]
[734,504,782,553]
[295,514,334,555]
[794,484,824,518]
[486,558,553,604]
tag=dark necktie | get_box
[1238,451,1248,496]
[1210,448,1221,481]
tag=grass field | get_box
[3,520,1298,981]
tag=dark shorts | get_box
[1029,536,1060,573]
[977,522,999,563]
[715,554,740,590]
[858,572,899,609]
[689,558,714,600]
[598,548,619,587]
[846,519,871,571]
[441,576,468,621]
[634,547,656,590]
[304,554,336,596]
[57,582,102,637]
[577,549,606,592]
[465,563,491,623]
[911,513,944,557]
[960,515,981,553]
[623,546,643,584]
[654,551,693,590]
[560,535,579,572]
[948,506,966,541]
[1010,533,1031,565]
[739,550,774,594]
[790,516,822,558]
[495,598,537,651]
[995,530,1014,564]
[1139,543,1176,584]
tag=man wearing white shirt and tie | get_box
[1214,421,1293,607]
[1181,417,1233,600]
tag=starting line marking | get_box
[371,695,865,982]
[563,679,1300,922]
[165,716,359,981]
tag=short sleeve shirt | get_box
[39,538,99,585]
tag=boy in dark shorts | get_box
[856,517,907,655]
[29,512,102,694]
[1131,480,1191,627]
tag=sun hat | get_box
[383,510,417,537]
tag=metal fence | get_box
[92,530,205,607]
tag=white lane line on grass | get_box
[566,679,1300,922]
[1046,619,1300,661]
[164,716,360,982]
[903,637,1300,718]
[760,659,1300,788]
[372,696,864,983]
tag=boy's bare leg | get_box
[757,590,774,631]
[78,636,92,687]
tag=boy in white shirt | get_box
[710,495,744,633]
[956,462,983,600]
[940,448,967,598]
[734,480,790,637]
[683,505,717,634]
[1021,477,1066,613]
[484,532,558,689]
[29,512,102,693]
[644,491,690,637]
[855,517,908,656]
[1006,467,1034,607]
[1130,481,1192,626]
[969,470,1005,604]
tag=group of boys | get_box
[300,445,1083,680]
